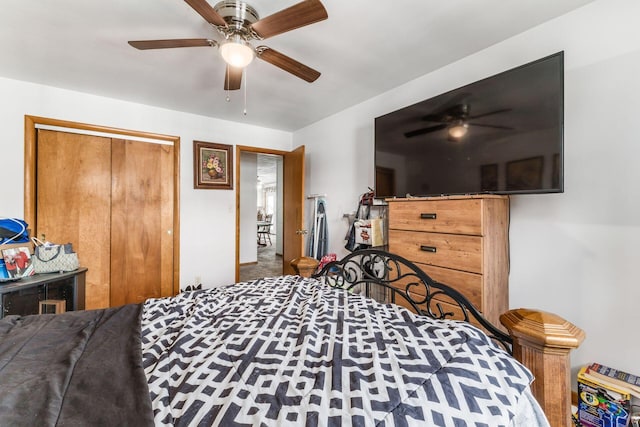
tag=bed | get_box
[0,249,583,426]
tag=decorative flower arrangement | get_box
[204,153,224,178]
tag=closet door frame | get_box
[23,115,181,295]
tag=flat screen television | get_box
[374,52,564,198]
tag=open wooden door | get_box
[282,146,305,275]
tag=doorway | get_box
[235,145,305,282]
[239,153,283,281]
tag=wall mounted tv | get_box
[374,51,564,198]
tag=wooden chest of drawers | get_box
[387,196,509,328]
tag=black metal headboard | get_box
[313,248,512,353]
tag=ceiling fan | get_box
[128,0,328,90]
[404,103,513,140]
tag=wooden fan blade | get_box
[404,124,448,138]
[251,0,327,39]
[184,0,227,26]
[257,47,320,82]
[224,65,243,91]
[128,39,214,50]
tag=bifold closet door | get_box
[36,130,112,309]
[37,130,175,309]
[110,139,174,306]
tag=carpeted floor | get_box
[239,242,282,282]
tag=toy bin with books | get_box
[577,363,640,427]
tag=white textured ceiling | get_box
[257,153,279,186]
[0,0,595,131]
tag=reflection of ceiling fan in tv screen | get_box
[374,51,564,198]
[403,103,513,141]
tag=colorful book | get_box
[587,363,640,396]
[1,247,34,278]
[581,368,640,400]
[577,366,632,427]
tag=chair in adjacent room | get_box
[257,215,273,246]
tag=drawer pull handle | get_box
[420,213,437,220]
[420,245,437,253]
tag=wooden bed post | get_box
[500,309,585,427]
[291,256,319,278]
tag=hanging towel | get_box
[315,199,328,258]
[307,198,329,260]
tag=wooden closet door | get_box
[37,130,112,309]
[110,139,174,306]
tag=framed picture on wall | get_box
[194,140,234,190]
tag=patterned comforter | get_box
[141,275,548,427]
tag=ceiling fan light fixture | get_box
[448,121,469,139]
[220,36,254,68]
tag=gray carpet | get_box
[239,243,282,282]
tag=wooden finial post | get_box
[500,308,585,427]
[290,257,319,278]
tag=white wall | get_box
[239,152,258,264]
[295,0,640,378]
[0,77,292,288]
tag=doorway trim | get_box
[235,145,289,282]
[23,115,182,294]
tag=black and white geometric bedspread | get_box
[141,276,541,427]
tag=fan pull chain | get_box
[243,68,248,116]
